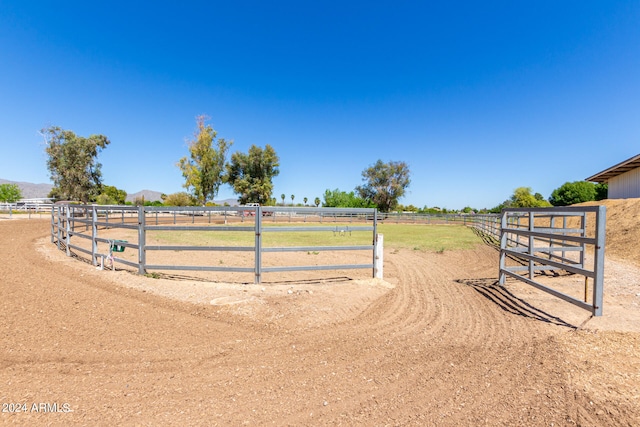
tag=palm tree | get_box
[303,197,308,206]
[314,197,320,207]
[281,194,285,206]
[290,194,295,206]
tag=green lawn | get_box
[151,223,482,252]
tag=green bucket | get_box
[111,240,127,253]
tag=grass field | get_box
[150,223,481,253]
[378,224,481,252]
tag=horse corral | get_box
[2,199,640,425]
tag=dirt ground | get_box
[1,215,640,426]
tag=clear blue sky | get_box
[1,1,639,209]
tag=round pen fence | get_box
[51,204,381,283]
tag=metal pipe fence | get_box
[0,202,54,219]
[51,204,380,283]
[498,206,606,316]
[465,214,501,242]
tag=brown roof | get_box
[586,153,640,183]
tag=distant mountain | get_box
[0,179,240,205]
[0,179,53,199]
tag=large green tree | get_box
[509,187,552,208]
[356,160,411,212]
[0,183,22,203]
[163,192,195,206]
[96,185,127,205]
[489,187,551,212]
[226,144,279,204]
[178,116,232,206]
[42,126,110,203]
[323,188,374,208]
[549,181,598,206]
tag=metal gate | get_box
[498,206,606,316]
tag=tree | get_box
[303,197,308,206]
[549,181,598,206]
[97,185,127,205]
[226,144,280,205]
[509,187,552,208]
[178,115,232,206]
[595,183,608,201]
[290,194,295,205]
[95,194,117,205]
[0,184,22,203]
[356,160,411,212]
[314,197,321,207]
[163,192,194,206]
[42,126,110,202]
[323,188,374,208]
[281,194,285,205]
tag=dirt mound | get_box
[576,198,640,268]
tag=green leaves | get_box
[356,160,411,212]
[549,181,603,206]
[226,144,280,204]
[509,187,552,208]
[43,126,110,203]
[0,183,22,203]
[322,188,373,208]
[178,116,232,205]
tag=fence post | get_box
[57,206,62,250]
[50,206,55,243]
[580,212,587,269]
[498,211,507,285]
[65,206,71,257]
[91,205,98,266]
[593,206,606,316]
[372,209,378,278]
[138,206,146,274]
[528,211,535,279]
[375,234,384,279]
[255,206,262,284]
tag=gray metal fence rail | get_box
[51,204,379,283]
[498,206,606,316]
[466,214,501,241]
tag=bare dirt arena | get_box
[2,217,640,426]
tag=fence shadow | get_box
[147,273,354,286]
[470,227,500,250]
[455,278,577,329]
[470,227,566,276]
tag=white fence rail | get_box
[0,202,54,219]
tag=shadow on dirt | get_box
[470,227,501,250]
[456,277,577,329]
[144,274,355,286]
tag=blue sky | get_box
[1,1,639,209]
